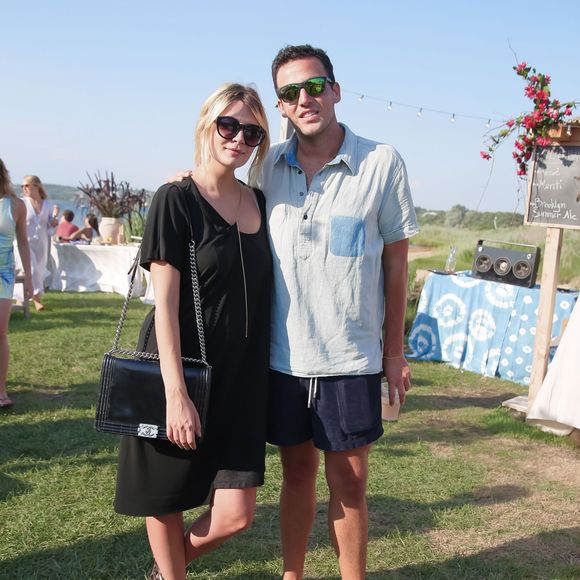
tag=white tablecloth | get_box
[47,243,145,296]
[527,298,580,435]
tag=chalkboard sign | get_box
[525,144,580,229]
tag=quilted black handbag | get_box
[95,235,211,440]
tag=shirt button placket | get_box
[296,168,311,260]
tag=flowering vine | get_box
[481,62,576,176]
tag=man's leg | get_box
[324,444,371,580]
[279,441,320,580]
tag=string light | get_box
[342,89,504,126]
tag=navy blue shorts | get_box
[267,371,384,451]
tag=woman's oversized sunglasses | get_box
[215,116,266,148]
[277,76,333,103]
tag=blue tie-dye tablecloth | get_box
[408,271,579,386]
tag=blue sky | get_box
[2,0,579,212]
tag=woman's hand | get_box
[166,390,202,450]
[23,274,33,300]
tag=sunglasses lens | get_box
[217,117,240,139]
[279,85,300,103]
[304,77,327,97]
[243,125,265,147]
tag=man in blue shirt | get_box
[257,45,418,579]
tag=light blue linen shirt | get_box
[257,124,419,377]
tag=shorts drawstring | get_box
[307,377,319,408]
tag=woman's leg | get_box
[29,242,45,310]
[184,487,256,563]
[0,299,13,405]
[146,512,186,580]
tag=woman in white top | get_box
[21,175,58,311]
[0,159,32,408]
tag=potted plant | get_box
[77,171,148,244]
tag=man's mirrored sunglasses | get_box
[277,76,333,103]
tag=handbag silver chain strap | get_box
[111,239,208,366]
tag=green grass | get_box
[2,294,580,579]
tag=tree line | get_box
[416,205,524,229]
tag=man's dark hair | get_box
[63,209,75,222]
[271,44,335,89]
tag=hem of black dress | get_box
[114,471,265,517]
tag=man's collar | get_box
[275,124,356,174]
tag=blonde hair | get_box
[194,83,270,183]
[22,175,48,199]
[0,159,16,199]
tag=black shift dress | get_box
[114,178,272,516]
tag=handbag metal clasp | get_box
[138,423,159,438]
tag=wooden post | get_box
[279,117,293,142]
[527,226,564,410]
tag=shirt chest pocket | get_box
[329,216,365,258]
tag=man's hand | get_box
[166,170,193,184]
[383,356,411,405]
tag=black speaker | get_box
[471,240,541,288]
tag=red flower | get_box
[481,60,576,178]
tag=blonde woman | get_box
[20,175,58,310]
[114,84,271,580]
[0,160,32,408]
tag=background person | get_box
[21,175,58,311]
[0,159,32,408]
[256,44,419,580]
[55,209,79,241]
[68,213,100,243]
[114,83,271,580]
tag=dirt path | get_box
[408,245,437,262]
